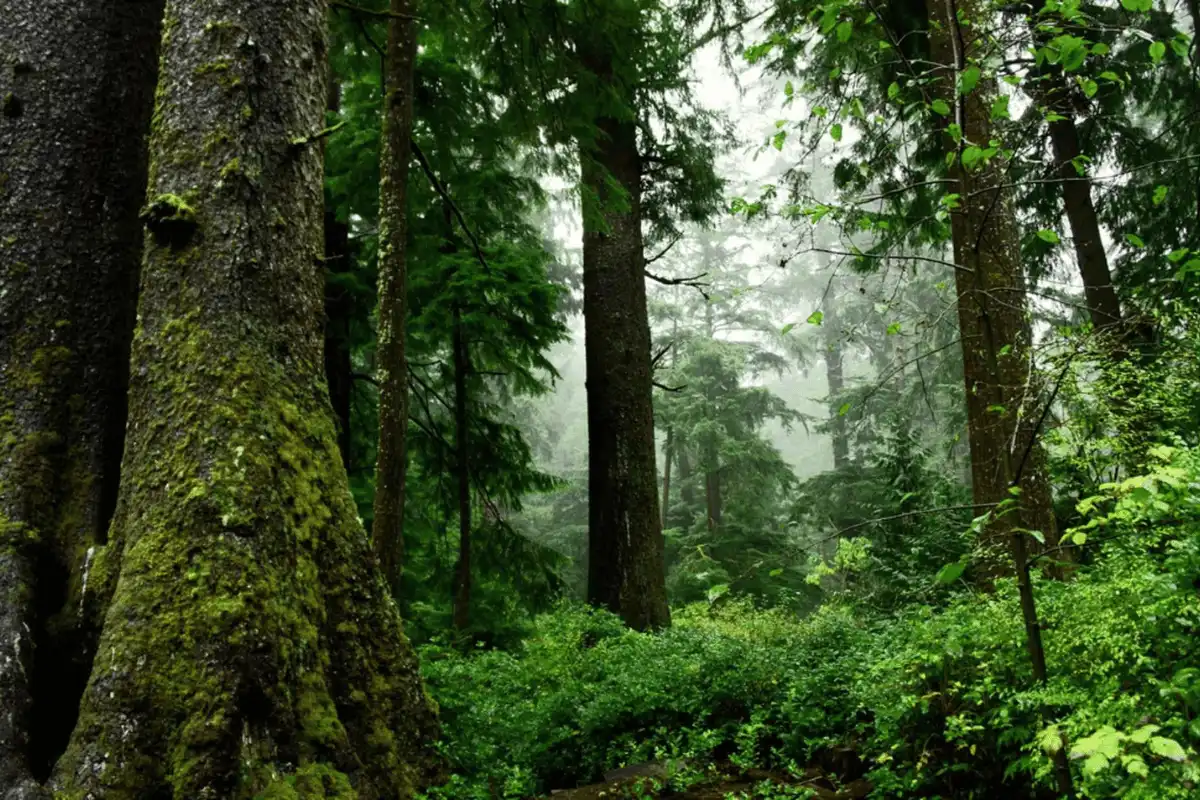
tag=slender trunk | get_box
[824,291,850,470]
[372,0,419,594]
[324,210,354,471]
[578,48,670,630]
[0,1,162,792]
[926,2,1072,795]
[48,2,441,794]
[1023,41,1121,332]
[926,0,1057,578]
[661,427,674,528]
[704,458,722,530]
[452,307,472,632]
[678,446,697,508]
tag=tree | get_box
[0,1,162,792]
[373,0,420,593]
[39,1,439,793]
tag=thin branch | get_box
[653,381,686,393]
[331,1,419,20]
[833,503,1000,538]
[645,235,682,266]
[411,139,492,275]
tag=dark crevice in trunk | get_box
[324,210,354,471]
[452,306,472,632]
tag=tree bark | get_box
[578,50,671,630]
[46,1,440,794]
[704,459,723,530]
[0,1,162,794]
[823,291,850,471]
[926,0,1057,578]
[661,427,674,528]
[372,0,419,594]
[452,307,472,633]
[1023,38,1122,332]
[678,445,697,509]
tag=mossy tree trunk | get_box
[46,1,440,795]
[578,51,671,631]
[926,0,1057,579]
[0,2,162,794]
[823,289,849,471]
[372,0,419,594]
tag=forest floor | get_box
[546,762,871,800]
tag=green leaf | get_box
[1125,233,1145,248]
[838,402,851,417]
[1037,229,1060,244]
[1153,185,1169,205]
[886,321,902,335]
[830,123,843,141]
[931,99,951,116]
[887,81,900,100]
[836,20,853,43]
[1121,0,1152,11]
[1080,78,1098,98]
[1129,724,1161,745]
[706,583,730,604]
[1092,42,1111,55]
[1148,736,1187,762]
[947,123,962,143]
[961,146,984,169]
[772,130,786,151]
[1002,74,1021,86]
[1150,41,1166,63]
[991,96,1010,120]
[781,323,796,335]
[813,106,829,118]
[807,310,824,326]
[1123,755,1149,778]
[784,80,794,98]
[1167,247,1190,263]
[935,561,966,584]
[958,66,981,95]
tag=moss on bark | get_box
[47,0,441,796]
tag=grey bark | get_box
[44,1,440,794]
[0,1,163,794]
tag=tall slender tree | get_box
[373,0,419,593]
[0,1,162,792]
[43,1,439,793]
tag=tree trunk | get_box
[372,0,419,594]
[324,210,354,471]
[46,1,441,794]
[926,0,1057,578]
[661,427,674,528]
[578,53,670,630]
[823,291,850,470]
[452,307,472,633]
[1024,46,1122,332]
[0,1,162,793]
[704,459,723,531]
[678,445,697,508]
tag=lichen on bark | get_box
[45,0,441,796]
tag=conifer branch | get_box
[645,269,710,298]
[644,235,681,266]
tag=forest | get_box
[2,0,1200,798]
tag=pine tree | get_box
[44,2,439,793]
[0,1,162,791]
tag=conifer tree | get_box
[0,1,162,791]
[42,1,439,793]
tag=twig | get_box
[331,1,419,20]
[645,235,682,266]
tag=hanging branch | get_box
[645,269,710,299]
[411,139,492,275]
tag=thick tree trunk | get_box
[324,210,354,471]
[372,0,419,594]
[0,2,162,794]
[578,62,670,630]
[46,1,440,795]
[452,308,472,632]
[823,292,850,471]
[926,0,1057,578]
